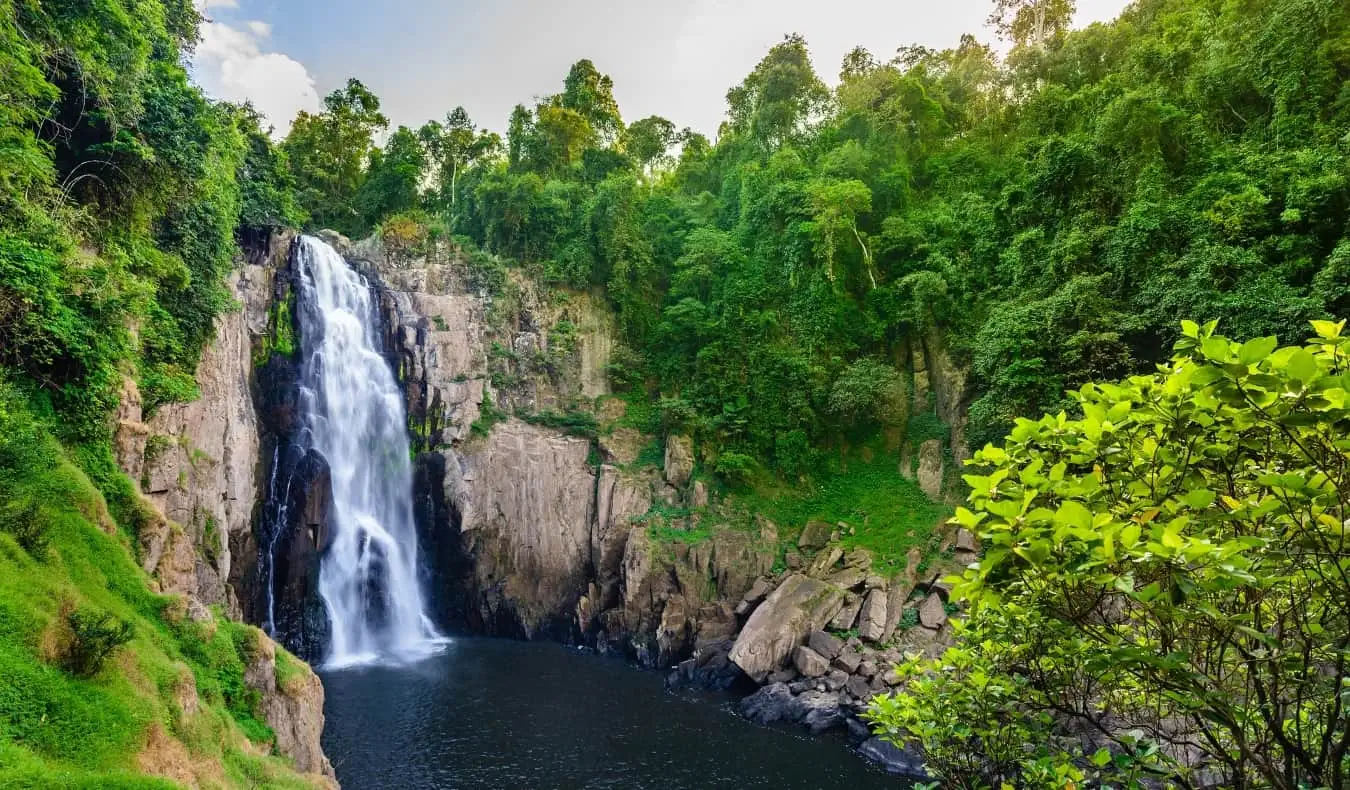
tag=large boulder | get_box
[728,574,846,682]
[807,630,844,660]
[791,690,845,734]
[919,592,948,629]
[739,682,796,725]
[858,737,930,780]
[857,588,889,642]
[792,645,830,678]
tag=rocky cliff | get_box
[113,230,335,784]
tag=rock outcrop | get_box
[242,629,336,782]
[115,240,280,614]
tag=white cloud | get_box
[194,0,237,10]
[191,15,319,137]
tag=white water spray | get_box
[295,235,443,667]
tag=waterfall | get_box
[294,235,443,667]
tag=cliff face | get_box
[114,236,280,614]
[112,231,335,783]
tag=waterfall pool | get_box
[320,637,905,789]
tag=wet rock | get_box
[919,593,948,629]
[858,737,930,780]
[767,668,798,684]
[792,690,845,734]
[739,682,795,725]
[857,588,889,642]
[798,520,832,550]
[807,630,844,660]
[728,574,846,682]
[793,645,830,678]
[789,680,816,694]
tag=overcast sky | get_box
[192,0,1134,139]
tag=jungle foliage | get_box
[302,0,1350,478]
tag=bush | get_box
[62,609,134,678]
[868,321,1350,789]
[0,498,48,558]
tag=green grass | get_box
[734,450,951,574]
[0,383,317,788]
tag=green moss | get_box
[470,393,508,438]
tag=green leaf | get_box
[1286,348,1319,383]
[1237,336,1277,365]
[1054,500,1092,531]
[1183,489,1215,509]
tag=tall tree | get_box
[283,78,388,235]
[623,115,678,176]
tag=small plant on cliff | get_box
[61,608,134,678]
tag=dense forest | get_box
[2,0,1349,786]
[286,0,1350,475]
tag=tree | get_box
[807,178,876,288]
[988,0,1076,47]
[355,125,427,230]
[623,115,678,176]
[869,320,1350,789]
[726,34,831,149]
[561,59,623,143]
[283,77,388,235]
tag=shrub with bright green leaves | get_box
[868,320,1350,789]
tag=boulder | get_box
[842,548,872,571]
[663,434,694,487]
[955,528,977,552]
[728,574,846,682]
[827,567,868,591]
[882,668,904,686]
[917,439,944,499]
[807,545,844,577]
[919,593,948,630]
[739,682,795,725]
[858,737,930,780]
[792,690,845,734]
[767,668,798,684]
[793,645,831,678]
[833,648,862,674]
[857,660,878,679]
[807,630,844,660]
[824,669,849,691]
[829,596,862,631]
[798,520,832,550]
[845,675,872,700]
[857,588,889,642]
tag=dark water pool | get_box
[320,638,903,789]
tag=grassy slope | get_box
[0,387,316,789]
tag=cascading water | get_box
[293,235,443,667]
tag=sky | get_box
[192,0,1135,139]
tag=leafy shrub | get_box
[0,498,48,557]
[62,609,134,678]
[869,321,1350,789]
[713,451,756,485]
